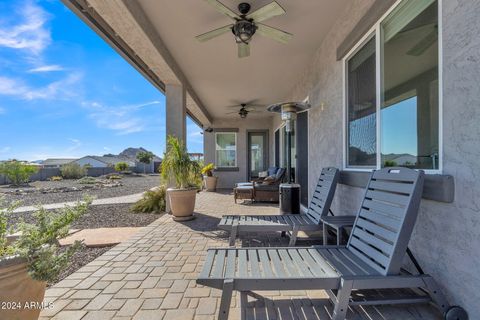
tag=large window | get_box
[215,132,237,167]
[345,0,440,171]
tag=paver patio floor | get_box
[40,190,442,319]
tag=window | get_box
[215,132,237,167]
[345,0,440,171]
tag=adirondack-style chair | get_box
[198,168,466,320]
[219,167,340,246]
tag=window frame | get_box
[342,0,443,174]
[214,132,237,168]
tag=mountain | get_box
[116,147,161,161]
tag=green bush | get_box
[77,176,98,184]
[201,163,215,177]
[161,136,200,189]
[106,173,122,180]
[0,160,39,186]
[114,162,129,172]
[131,186,166,213]
[384,160,398,167]
[61,163,87,179]
[1,196,92,283]
[137,151,154,174]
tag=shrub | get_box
[115,162,129,172]
[0,160,39,186]
[161,136,200,189]
[77,176,98,184]
[201,163,215,177]
[1,196,92,283]
[131,186,166,213]
[384,160,398,167]
[49,176,63,181]
[61,163,87,179]
[106,173,122,180]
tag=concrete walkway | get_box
[13,193,144,213]
[39,191,442,320]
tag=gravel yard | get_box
[0,174,160,206]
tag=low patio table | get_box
[234,185,254,203]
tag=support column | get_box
[165,84,186,214]
[165,83,187,142]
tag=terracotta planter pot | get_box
[204,176,218,191]
[167,188,197,221]
[0,256,47,320]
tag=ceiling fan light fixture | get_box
[233,20,256,43]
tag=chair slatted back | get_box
[347,167,425,275]
[306,167,339,224]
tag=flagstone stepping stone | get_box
[59,227,141,247]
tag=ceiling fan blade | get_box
[204,0,240,19]
[196,24,233,42]
[246,1,286,22]
[256,23,292,44]
[406,28,437,56]
[238,42,250,58]
[225,111,239,114]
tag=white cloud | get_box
[82,100,161,135]
[66,138,82,153]
[0,107,5,115]
[0,72,82,100]
[28,64,64,73]
[0,1,51,55]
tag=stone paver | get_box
[59,227,142,247]
[40,190,442,319]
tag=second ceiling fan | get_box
[196,0,292,58]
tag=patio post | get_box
[165,83,187,213]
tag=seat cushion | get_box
[267,167,279,176]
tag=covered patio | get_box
[56,0,479,318]
[40,191,442,320]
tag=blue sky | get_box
[0,0,203,161]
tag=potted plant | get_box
[161,136,200,221]
[0,196,91,320]
[201,163,218,191]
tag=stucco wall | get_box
[204,118,275,189]
[281,0,480,315]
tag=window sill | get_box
[215,167,239,172]
[339,170,454,203]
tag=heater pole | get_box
[286,120,292,184]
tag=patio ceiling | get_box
[65,0,350,122]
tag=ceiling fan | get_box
[225,102,263,118]
[196,0,292,58]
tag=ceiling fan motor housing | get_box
[232,20,257,43]
[238,2,251,15]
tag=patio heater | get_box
[267,101,310,214]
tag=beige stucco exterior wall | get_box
[204,117,275,189]
[277,0,480,315]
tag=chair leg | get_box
[337,227,343,246]
[289,225,299,246]
[240,291,248,320]
[230,224,238,246]
[422,275,450,314]
[219,279,234,320]
[332,278,353,320]
[323,223,328,245]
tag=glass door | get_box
[247,131,268,180]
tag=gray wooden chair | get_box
[197,168,462,320]
[218,167,339,246]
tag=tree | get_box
[136,151,154,174]
[0,160,39,186]
[115,162,129,172]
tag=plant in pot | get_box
[201,163,218,191]
[0,196,91,320]
[161,135,200,221]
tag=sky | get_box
[0,0,203,161]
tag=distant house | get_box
[74,156,135,168]
[41,158,76,168]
